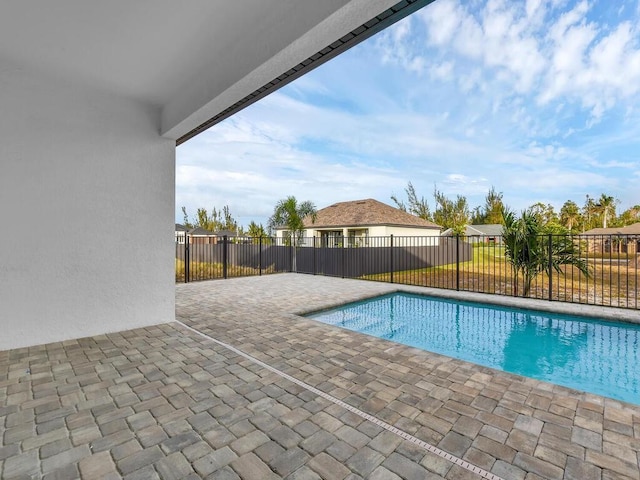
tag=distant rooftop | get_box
[303,198,441,229]
[583,222,640,235]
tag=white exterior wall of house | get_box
[369,225,439,237]
[0,64,175,350]
[369,226,440,245]
[302,225,440,246]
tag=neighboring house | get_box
[441,224,504,243]
[582,223,640,254]
[175,225,228,245]
[175,224,188,244]
[188,227,218,245]
[276,198,441,247]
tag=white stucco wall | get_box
[0,64,175,350]
[369,226,441,245]
[381,226,440,237]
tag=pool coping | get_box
[293,283,640,325]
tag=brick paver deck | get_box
[2,274,640,479]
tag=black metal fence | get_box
[175,235,469,282]
[176,233,639,310]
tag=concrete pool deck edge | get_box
[293,279,640,325]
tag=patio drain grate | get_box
[175,320,504,480]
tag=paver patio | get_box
[2,273,640,479]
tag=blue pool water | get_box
[307,293,640,404]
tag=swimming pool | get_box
[307,292,640,404]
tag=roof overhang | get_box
[1,0,435,144]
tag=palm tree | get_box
[247,221,267,244]
[502,208,590,297]
[268,196,317,247]
[582,194,597,231]
[595,194,616,229]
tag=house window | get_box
[320,231,343,247]
[347,229,369,247]
[280,230,292,245]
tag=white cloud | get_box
[422,0,462,45]
[429,61,455,80]
[420,0,546,92]
[510,169,616,191]
[376,17,427,75]
[525,0,543,18]
[441,173,490,196]
[414,0,640,119]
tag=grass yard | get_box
[364,243,639,309]
[175,259,276,282]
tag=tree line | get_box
[180,205,267,238]
[391,182,640,235]
[180,198,312,246]
[181,187,638,239]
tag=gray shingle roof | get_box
[303,199,440,229]
[188,227,216,236]
[466,224,504,236]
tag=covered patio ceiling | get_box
[1,0,434,144]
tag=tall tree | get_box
[473,186,504,224]
[502,208,589,297]
[559,200,581,232]
[391,182,432,221]
[181,206,193,229]
[246,221,268,245]
[433,189,470,235]
[595,194,617,229]
[618,205,640,225]
[470,206,484,225]
[247,221,267,238]
[182,205,239,233]
[268,196,317,246]
[582,195,597,231]
[528,202,557,226]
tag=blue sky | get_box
[176,0,640,228]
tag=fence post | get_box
[313,236,317,275]
[456,235,460,291]
[185,234,190,283]
[223,235,228,279]
[548,233,553,301]
[259,236,262,276]
[390,234,394,284]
